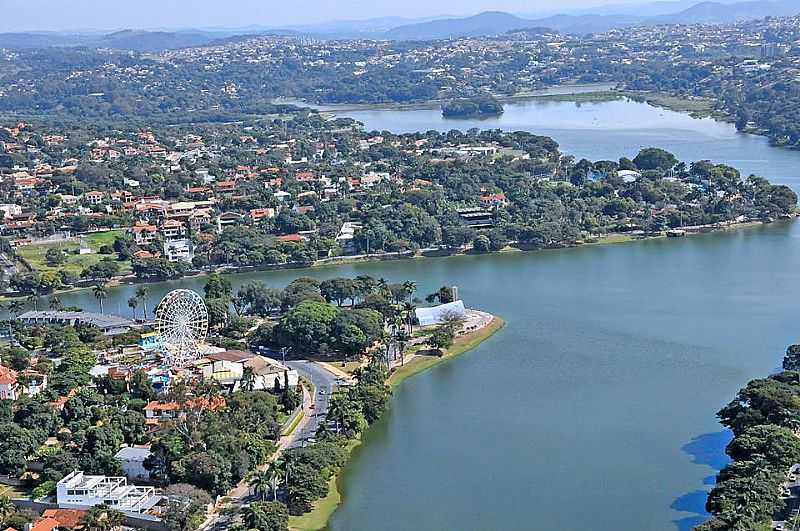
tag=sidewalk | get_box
[225,384,314,500]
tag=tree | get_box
[472,234,491,253]
[319,278,356,306]
[285,462,329,515]
[783,344,800,371]
[241,501,289,531]
[0,422,44,477]
[204,273,232,301]
[249,470,273,501]
[632,147,677,171]
[326,394,366,436]
[161,494,210,531]
[81,504,125,531]
[0,496,15,526]
[45,247,67,266]
[93,283,108,314]
[274,301,338,352]
[135,286,150,319]
[428,325,455,354]
[127,297,138,320]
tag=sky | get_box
[2,0,649,32]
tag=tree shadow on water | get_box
[672,430,734,531]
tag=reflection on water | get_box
[673,431,733,530]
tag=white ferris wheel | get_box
[154,289,209,367]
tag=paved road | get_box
[287,360,337,446]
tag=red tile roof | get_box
[0,365,17,385]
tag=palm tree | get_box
[396,329,410,366]
[402,280,417,301]
[93,283,108,314]
[127,297,138,320]
[135,286,150,319]
[402,301,416,335]
[81,504,124,531]
[49,296,63,311]
[267,465,280,501]
[0,495,15,525]
[249,470,272,501]
[327,396,347,434]
[26,294,38,311]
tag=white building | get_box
[193,350,299,391]
[415,300,467,327]
[0,204,22,219]
[56,471,160,514]
[164,239,194,263]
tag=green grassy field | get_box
[16,230,132,276]
[389,316,506,388]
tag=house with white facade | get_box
[56,471,160,514]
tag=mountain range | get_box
[1,0,799,51]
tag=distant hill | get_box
[3,0,800,50]
[385,11,533,40]
[95,30,221,52]
[652,0,800,24]
[0,29,227,52]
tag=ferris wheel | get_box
[154,289,209,367]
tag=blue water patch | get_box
[673,430,734,530]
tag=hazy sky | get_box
[2,0,639,32]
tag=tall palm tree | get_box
[402,301,416,335]
[135,286,150,319]
[402,280,417,301]
[26,294,38,311]
[127,297,138,320]
[249,470,272,501]
[93,284,108,314]
[267,465,280,501]
[396,329,410,366]
[49,296,63,311]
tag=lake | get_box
[52,98,800,530]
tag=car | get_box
[318,389,326,395]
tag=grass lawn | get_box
[288,439,362,531]
[16,230,132,276]
[0,484,30,498]
[389,316,505,388]
[622,91,714,116]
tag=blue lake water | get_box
[53,97,800,530]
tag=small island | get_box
[442,95,504,118]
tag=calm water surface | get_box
[56,100,800,530]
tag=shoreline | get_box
[288,314,505,531]
[8,217,791,303]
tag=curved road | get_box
[286,360,336,446]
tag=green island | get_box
[441,95,504,118]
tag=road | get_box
[286,360,337,446]
[201,361,338,531]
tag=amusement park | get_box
[0,274,496,531]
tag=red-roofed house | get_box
[41,509,86,529]
[480,192,508,208]
[0,365,17,400]
[250,208,275,222]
